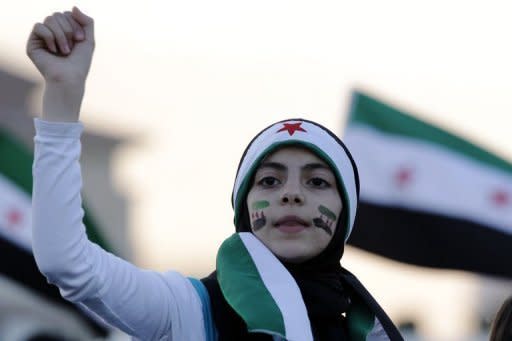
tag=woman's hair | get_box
[489,296,512,341]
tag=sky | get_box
[3,1,512,337]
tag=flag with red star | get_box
[343,91,512,279]
[0,127,110,336]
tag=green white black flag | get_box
[0,127,110,336]
[344,91,512,279]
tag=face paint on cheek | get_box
[251,201,269,231]
[319,205,337,221]
[313,205,337,236]
[251,211,267,231]
[313,218,332,235]
[252,200,270,210]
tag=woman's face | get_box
[246,146,342,263]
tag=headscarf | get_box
[202,118,402,340]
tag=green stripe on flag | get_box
[0,128,112,252]
[217,233,286,337]
[0,128,32,195]
[348,91,512,174]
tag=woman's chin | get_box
[253,230,327,263]
[269,243,317,264]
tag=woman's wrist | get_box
[42,80,85,122]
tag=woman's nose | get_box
[280,191,304,205]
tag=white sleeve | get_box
[32,119,205,341]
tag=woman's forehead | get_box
[260,146,328,167]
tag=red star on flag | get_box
[491,190,509,207]
[394,167,414,187]
[6,208,23,229]
[277,122,307,136]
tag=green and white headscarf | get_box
[215,119,371,340]
[231,118,360,241]
[211,119,403,340]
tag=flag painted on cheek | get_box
[313,205,337,235]
[319,205,337,221]
[344,91,512,279]
[251,212,267,230]
[251,200,269,230]
[252,200,270,210]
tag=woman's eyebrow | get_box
[258,162,287,171]
[302,163,330,171]
[258,162,330,172]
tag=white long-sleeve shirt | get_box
[32,119,206,341]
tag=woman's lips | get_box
[274,216,309,233]
[278,224,306,233]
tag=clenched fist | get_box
[27,7,95,122]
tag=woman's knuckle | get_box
[54,31,65,40]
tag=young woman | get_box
[28,8,403,340]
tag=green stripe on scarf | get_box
[347,294,376,341]
[217,233,286,336]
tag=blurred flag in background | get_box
[0,127,110,338]
[344,91,512,279]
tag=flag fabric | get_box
[0,127,110,336]
[343,91,512,279]
[216,233,397,340]
[217,232,313,340]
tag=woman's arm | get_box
[28,9,205,340]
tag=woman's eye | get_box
[258,176,281,187]
[308,177,330,188]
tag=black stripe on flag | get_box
[348,202,512,279]
[0,231,109,337]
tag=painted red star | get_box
[394,167,414,187]
[277,122,307,136]
[491,190,509,207]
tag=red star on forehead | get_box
[276,122,307,136]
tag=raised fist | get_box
[27,7,95,85]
